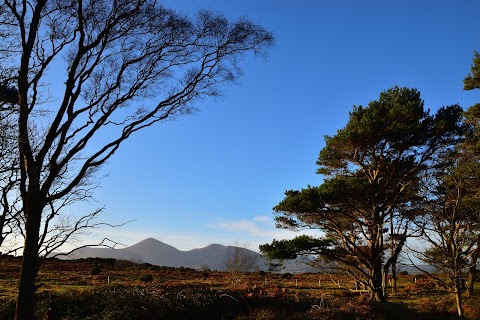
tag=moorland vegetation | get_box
[0,256,479,319]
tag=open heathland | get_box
[0,256,479,319]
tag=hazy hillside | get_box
[66,238,430,274]
[68,238,271,271]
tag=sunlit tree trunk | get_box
[466,243,479,297]
[389,214,398,293]
[391,260,397,293]
[454,279,464,320]
[371,223,386,302]
[372,260,385,301]
[466,266,476,297]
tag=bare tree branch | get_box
[0,1,273,318]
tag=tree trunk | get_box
[466,266,476,297]
[391,260,397,293]
[14,197,42,320]
[388,212,398,294]
[372,274,386,302]
[372,252,386,302]
[382,269,388,297]
[466,244,480,297]
[454,285,464,320]
[371,222,386,302]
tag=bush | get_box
[90,267,102,275]
[8,286,250,320]
[139,274,153,283]
[200,264,211,272]
[114,259,139,270]
[0,298,16,320]
[281,273,293,279]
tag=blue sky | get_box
[79,1,480,252]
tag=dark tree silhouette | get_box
[413,146,480,320]
[0,85,18,105]
[0,1,273,319]
[263,87,463,302]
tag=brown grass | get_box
[1,256,479,319]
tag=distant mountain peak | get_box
[136,238,163,244]
[132,237,171,246]
[66,238,314,273]
[137,237,161,244]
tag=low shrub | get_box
[281,273,293,279]
[200,264,211,272]
[178,266,195,272]
[0,299,15,320]
[0,285,319,320]
[139,274,153,283]
[90,267,102,275]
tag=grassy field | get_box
[1,256,479,319]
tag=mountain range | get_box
[67,238,315,273]
[66,238,430,274]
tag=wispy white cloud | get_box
[208,216,318,241]
[253,215,270,223]
[209,219,264,236]
[206,216,320,252]
[62,215,320,253]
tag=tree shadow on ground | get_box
[374,302,458,320]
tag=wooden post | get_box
[295,279,298,287]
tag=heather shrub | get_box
[0,298,15,320]
[0,285,314,320]
[90,267,102,275]
[139,274,154,283]
[280,273,293,279]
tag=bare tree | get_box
[0,69,22,254]
[0,104,22,254]
[224,242,259,287]
[413,148,480,320]
[0,85,119,259]
[0,1,273,319]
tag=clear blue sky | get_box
[79,1,480,252]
